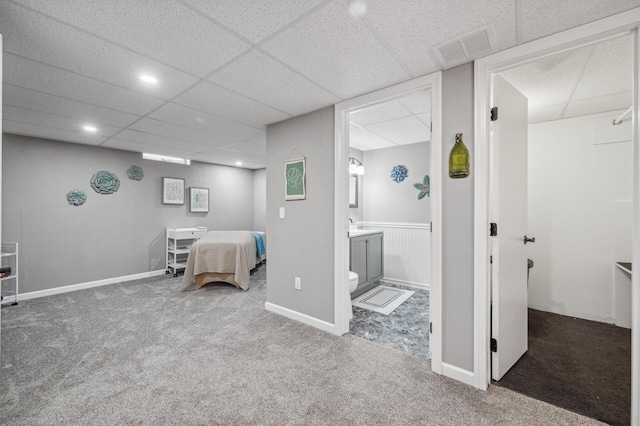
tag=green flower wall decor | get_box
[91,171,120,194]
[127,165,144,181]
[413,175,430,199]
[66,190,87,206]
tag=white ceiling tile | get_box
[349,127,395,151]
[362,0,516,76]
[189,152,265,169]
[416,113,431,128]
[3,84,140,128]
[398,90,432,115]
[209,50,340,115]
[499,47,591,109]
[248,135,266,146]
[364,116,431,145]
[528,104,564,124]
[3,106,122,137]
[572,35,633,101]
[261,0,409,99]
[520,0,640,43]
[350,101,413,127]
[222,142,267,156]
[4,54,164,115]
[128,119,233,150]
[180,0,326,43]
[563,92,632,120]
[103,138,198,159]
[174,81,291,127]
[0,2,198,99]
[3,120,106,145]
[210,148,265,164]
[12,0,250,77]
[114,129,212,153]
[147,102,265,141]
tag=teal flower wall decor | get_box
[127,165,144,181]
[390,165,408,183]
[66,190,87,206]
[91,171,120,194]
[413,175,430,199]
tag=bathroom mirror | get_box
[349,174,358,207]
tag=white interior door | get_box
[491,75,529,381]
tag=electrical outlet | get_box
[294,277,301,290]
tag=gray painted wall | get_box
[441,63,474,372]
[3,134,256,293]
[253,168,266,232]
[348,147,363,223]
[266,107,335,323]
[362,142,430,224]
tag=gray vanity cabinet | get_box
[349,232,383,298]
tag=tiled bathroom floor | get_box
[349,284,430,361]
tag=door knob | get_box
[524,235,535,244]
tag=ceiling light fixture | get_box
[140,74,158,84]
[349,157,364,175]
[348,0,367,17]
[235,161,243,166]
[83,125,97,132]
[143,153,191,165]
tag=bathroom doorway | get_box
[334,72,443,372]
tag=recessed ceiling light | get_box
[348,0,367,17]
[140,74,158,84]
[235,161,243,166]
[83,125,97,132]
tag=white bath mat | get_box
[352,285,414,315]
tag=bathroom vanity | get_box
[349,230,383,298]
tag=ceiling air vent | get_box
[432,26,498,69]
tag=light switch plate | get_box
[279,207,285,219]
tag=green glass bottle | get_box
[449,133,470,178]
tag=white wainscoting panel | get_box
[360,222,430,289]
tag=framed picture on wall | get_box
[284,157,306,201]
[189,187,209,213]
[162,177,185,205]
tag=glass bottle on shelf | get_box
[449,133,470,178]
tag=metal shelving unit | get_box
[0,242,19,306]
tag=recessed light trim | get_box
[140,74,158,84]
[143,153,190,165]
[83,125,97,132]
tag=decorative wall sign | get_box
[162,177,185,205]
[189,187,209,213]
[284,157,306,200]
[390,165,408,183]
[413,175,430,199]
[127,165,144,181]
[449,133,470,178]
[90,171,120,194]
[66,190,87,206]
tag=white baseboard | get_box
[441,362,475,387]
[19,269,168,301]
[265,301,337,335]
[381,278,429,291]
[527,303,615,324]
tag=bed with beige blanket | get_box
[182,231,263,290]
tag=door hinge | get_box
[490,107,498,121]
[490,255,493,264]
[430,322,433,333]
[490,222,497,237]
[490,338,497,352]
[430,221,432,233]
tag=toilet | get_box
[348,271,359,293]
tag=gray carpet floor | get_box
[1,265,603,425]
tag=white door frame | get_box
[474,8,640,423]
[334,72,443,373]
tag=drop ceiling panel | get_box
[416,113,431,128]
[0,2,198,100]
[364,116,431,145]
[12,0,251,77]
[103,138,198,159]
[247,135,266,146]
[398,90,431,115]
[563,92,632,119]
[115,129,212,153]
[349,127,395,151]
[4,106,122,137]
[350,101,413,127]
[499,48,591,109]
[4,54,164,115]
[528,104,564,124]
[519,0,640,44]
[209,148,265,164]
[222,142,267,156]
[362,0,516,76]
[3,85,140,128]
[128,119,235,150]
[261,0,409,99]
[3,120,106,146]
[190,152,264,169]
[148,102,265,141]
[572,35,632,101]
[174,81,291,127]
[180,0,327,43]
[209,50,340,115]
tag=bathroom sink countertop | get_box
[349,229,382,237]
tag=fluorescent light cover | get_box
[140,74,158,84]
[143,153,190,165]
[83,125,97,132]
